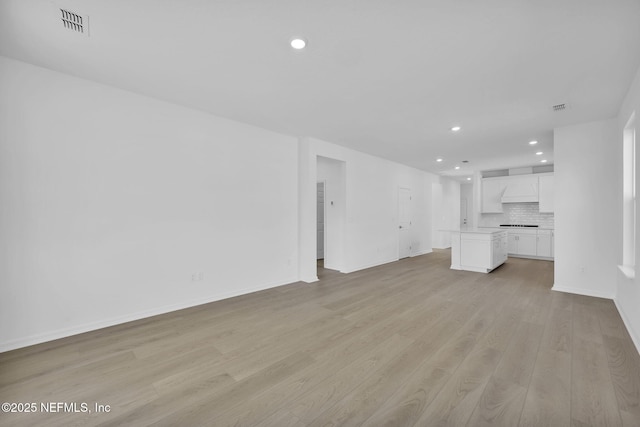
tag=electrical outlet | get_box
[198,272,204,281]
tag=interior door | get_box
[460,197,468,227]
[398,188,411,259]
[317,182,325,260]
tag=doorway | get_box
[316,156,346,275]
[317,181,325,260]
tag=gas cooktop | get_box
[499,224,539,227]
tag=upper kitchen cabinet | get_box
[501,175,539,203]
[481,172,554,213]
[538,174,554,213]
[481,178,506,213]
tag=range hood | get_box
[501,177,539,203]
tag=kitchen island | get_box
[450,228,508,273]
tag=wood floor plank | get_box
[551,290,574,311]
[204,318,413,426]
[603,334,640,426]
[540,307,572,353]
[306,333,459,427]
[571,337,623,426]
[412,346,503,426]
[519,348,572,427]
[359,366,451,427]
[222,314,349,381]
[252,409,306,427]
[573,299,604,344]
[148,351,315,426]
[463,321,544,427]
[466,376,528,427]
[598,303,629,340]
[493,321,544,387]
[287,333,414,424]
[359,300,519,427]
[1,252,639,427]
[95,373,235,426]
[207,301,336,354]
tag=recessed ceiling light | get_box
[536,151,543,155]
[541,159,548,163]
[529,140,538,145]
[466,177,472,181]
[451,126,461,132]
[436,158,443,162]
[290,38,307,49]
[454,166,460,170]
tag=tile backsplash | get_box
[479,202,554,228]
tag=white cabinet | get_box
[451,230,507,273]
[517,233,537,256]
[539,175,554,213]
[482,174,547,212]
[536,230,552,257]
[506,229,554,259]
[481,178,505,213]
[491,232,508,268]
[460,235,491,270]
[507,229,538,257]
[507,234,518,254]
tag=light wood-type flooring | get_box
[2,250,640,426]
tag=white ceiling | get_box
[2,0,640,180]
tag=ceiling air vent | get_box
[552,103,566,112]
[60,9,89,35]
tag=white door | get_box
[460,197,468,227]
[317,182,325,259]
[399,188,411,259]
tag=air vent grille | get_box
[552,103,566,111]
[60,9,88,35]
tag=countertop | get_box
[446,227,505,234]
[478,226,555,231]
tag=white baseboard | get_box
[411,249,433,257]
[508,254,554,261]
[0,276,298,353]
[614,298,640,356]
[342,257,399,274]
[551,284,615,300]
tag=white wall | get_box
[553,119,619,299]
[616,63,640,351]
[432,176,461,249]
[299,137,435,278]
[0,56,457,351]
[0,56,300,351]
